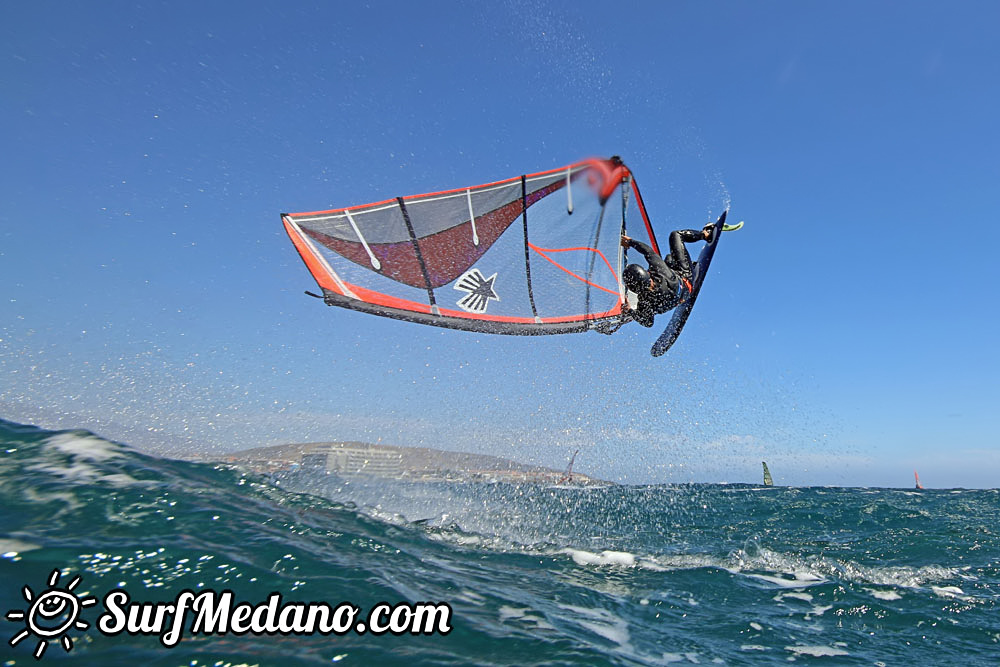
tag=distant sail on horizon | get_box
[915,470,924,490]
[762,461,773,487]
[557,449,579,485]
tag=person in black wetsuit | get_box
[620,226,713,327]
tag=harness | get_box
[677,276,693,304]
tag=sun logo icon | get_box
[6,568,97,659]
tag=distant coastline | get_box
[214,441,608,485]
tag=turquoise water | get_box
[1,418,998,665]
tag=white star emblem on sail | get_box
[453,268,500,314]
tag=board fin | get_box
[722,220,744,232]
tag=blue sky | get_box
[2,1,998,487]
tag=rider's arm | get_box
[625,238,675,291]
[624,239,670,277]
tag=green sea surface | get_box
[1,418,998,665]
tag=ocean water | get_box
[1,418,998,665]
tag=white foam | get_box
[456,589,485,605]
[730,545,831,589]
[775,591,814,603]
[806,604,833,619]
[0,539,40,558]
[865,588,902,601]
[498,605,553,629]
[746,571,826,588]
[29,459,141,487]
[638,559,667,572]
[98,473,142,486]
[838,561,960,588]
[559,604,630,646]
[554,548,722,574]
[47,432,124,461]
[27,433,141,487]
[499,605,527,621]
[564,548,636,568]
[731,544,965,595]
[932,585,966,598]
[23,488,81,512]
[647,552,724,572]
[785,645,849,658]
[29,459,101,482]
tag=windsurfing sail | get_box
[762,461,774,486]
[557,449,579,485]
[282,157,660,335]
[914,470,924,490]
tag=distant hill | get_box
[220,440,606,484]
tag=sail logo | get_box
[453,268,500,313]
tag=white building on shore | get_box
[302,442,404,478]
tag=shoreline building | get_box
[302,442,404,478]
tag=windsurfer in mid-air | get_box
[619,225,714,328]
